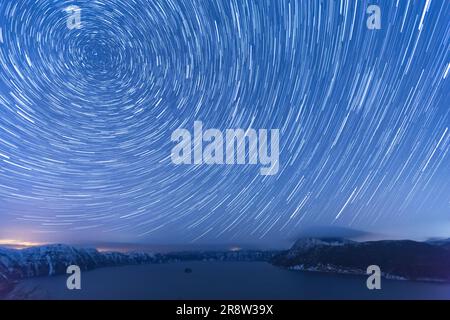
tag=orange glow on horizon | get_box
[0,239,44,249]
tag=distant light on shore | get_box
[96,247,130,253]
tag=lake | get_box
[6,262,450,300]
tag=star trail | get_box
[0,0,449,244]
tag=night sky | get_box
[0,0,449,245]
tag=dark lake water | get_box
[7,262,450,300]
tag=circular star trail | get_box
[0,0,449,243]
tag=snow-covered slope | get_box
[0,244,156,285]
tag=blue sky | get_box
[0,0,449,245]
